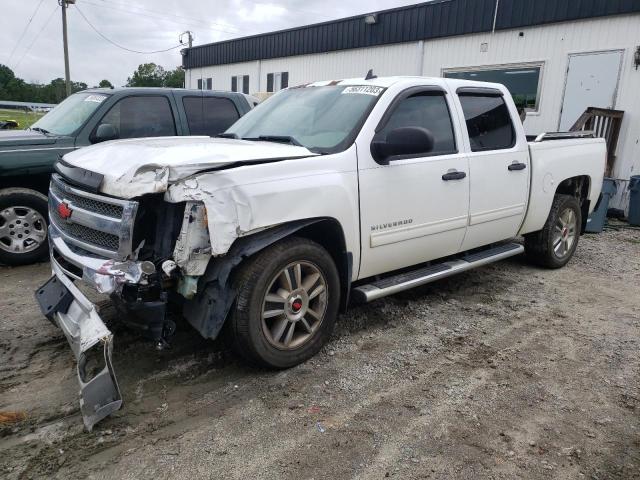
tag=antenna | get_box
[365,69,377,80]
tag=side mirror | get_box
[93,123,118,143]
[371,126,435,164]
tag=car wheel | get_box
[525,194,581,269]
[230,236,340,369]
[0,188,49,266]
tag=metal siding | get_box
[494,0,640,29]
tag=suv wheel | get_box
[230,237,340,369]
[0,188,49,266]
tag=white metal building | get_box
[182,0,640,210]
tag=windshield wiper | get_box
[29,127,51,135]
[216,132,238,139]
[243,135,303,147]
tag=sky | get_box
[1,0,424,87]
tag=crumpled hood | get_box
[62,136,317,198]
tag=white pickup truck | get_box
[35,76,605,429]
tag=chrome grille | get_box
[51,207,120,251]
[50,180,123,218]
[48,174,138,259]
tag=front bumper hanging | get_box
[35,260,122,431]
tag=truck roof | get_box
[82,87,246,97]
[306,75,506,92]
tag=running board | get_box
[352,242,524,303]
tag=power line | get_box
[75,4,184,54]
[13,4,59,70]
[91,0,244,33]
[7,0,47,66]
[81,0,242,36]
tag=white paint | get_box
[62,135,318,198]
[520,138,606,235]
[60,76,605,281]
[559,50,624,131]
[186,14,640,209]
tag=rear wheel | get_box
[0,188,49,266]
[229,237,340,369]
[525,194,581,269]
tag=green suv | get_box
[0,87,254,265]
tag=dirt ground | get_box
[1,225,639,480]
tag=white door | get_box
[455,92,530,251]
[559,50,623,131]
[357,89,469,279]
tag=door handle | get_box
[442,170,467,181]
[508,162,527,171]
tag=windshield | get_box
[31,92,109,136]
[226,85,384,153]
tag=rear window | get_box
[458,95,515,151]
[183,96,240,136]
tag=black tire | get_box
[229,236,340,369]
[525,194,581,269]
[0,188,49,266]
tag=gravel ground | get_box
[0,224,639,479]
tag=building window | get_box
[444,63,543,111]
[267,72,289,92]
[206,78,213,90]
[231,75,250,94]
[197,78,203,90]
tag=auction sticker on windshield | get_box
[341,86,384,96]
[84,94,107,103]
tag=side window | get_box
[203,97,240,135]
[458,94,515,151]
[97,96,176,139]
[183,96,240,136]
[375,92,456,156]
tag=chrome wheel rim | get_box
[261,261,328,350]
[552,207,577,259]
[0,206,47,254]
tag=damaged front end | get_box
[36,173,188,429]
[35,260,122,431]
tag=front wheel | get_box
[0,188,49,266]
[525,194,581,269]
[229,237,340,369]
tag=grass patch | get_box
[0,108,45,130]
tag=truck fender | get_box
[183,219,325,340]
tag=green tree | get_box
[0,65,88,103]
[126,63,166,87]
[98,79,114,89]
[163,67,185,88]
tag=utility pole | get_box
[61,0,76,97]
[180,31,194,88]
[182,31,194,49]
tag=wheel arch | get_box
[182,217,352,341]
[554,175,591,233]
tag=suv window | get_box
[96,96,176,140]
[183,96,240,136]
[375,92,456,156]
[458,94,515,151]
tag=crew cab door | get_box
[453,87,529,251]
[82,94,180,145]
[179,93,242,136]
[357,86,469,279]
